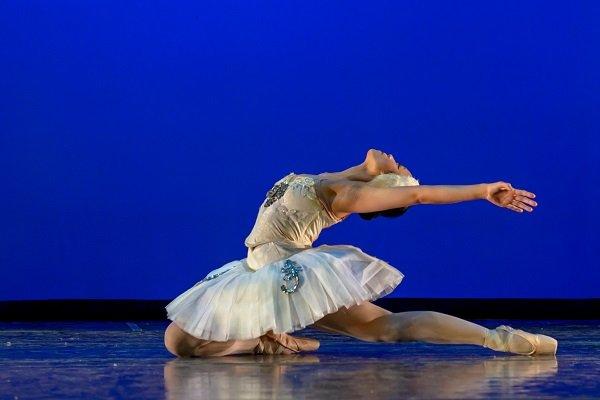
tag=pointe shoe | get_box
[253,330,320,355]
[483,325,558,356]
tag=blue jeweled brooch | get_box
[280,259,303,294]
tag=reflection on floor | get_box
[0,320,598,399]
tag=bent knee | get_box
[164,322,195,357]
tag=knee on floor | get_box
[164,322,194,357]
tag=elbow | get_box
[413,189,424,205]
[415,188,440,205]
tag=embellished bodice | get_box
[243,172,346,270]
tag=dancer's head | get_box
[359,149,420,220]
[364,148,413,178]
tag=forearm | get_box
[416,184,487,205]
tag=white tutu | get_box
[165,244,404,341]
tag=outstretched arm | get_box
[330,180,537,214]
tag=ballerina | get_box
[164,148,558,357]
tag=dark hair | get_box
[358,206,411,220]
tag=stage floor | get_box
[0,320,598,399]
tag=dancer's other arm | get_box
[332,181,537,214]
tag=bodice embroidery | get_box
[263,172,318,208]
[275,203,313,221]
[290,175,319,202]
[245,171,344,264]
[264,181,290,207]
[261,171,345,224]
[239,171,351,291]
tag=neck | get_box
[322,161,377,182]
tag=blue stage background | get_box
[1,1,598,300]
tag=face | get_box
[365,148,413,177]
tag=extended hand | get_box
[485,181,538,213]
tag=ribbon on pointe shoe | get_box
[253,330,320,355]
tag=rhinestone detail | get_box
[264,181,289,207]
[264,172,296,208]
[194,267,235,287]
[280,259,303,294]
[263,173,320,208]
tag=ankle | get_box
[482,328,497,350]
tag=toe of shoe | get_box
[535,334,558,355]
[301,338,320,351]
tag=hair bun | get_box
[366,173,420,188]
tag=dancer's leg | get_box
[164,321,260,357]
[367,310,489,345]
[164,322,320,357]
[307,301,393,341]
[310,301,533,352]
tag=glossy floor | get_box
[0,320,598,399]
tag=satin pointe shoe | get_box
[253,330,321,355]
[483,325,558,356]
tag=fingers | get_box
[493,183,538,213]
[504,187,538,213]
[515,195,537,207]
[509,196,539,212]
[506,204,523,213]
[512,200,533,212]
[515,188,535,199]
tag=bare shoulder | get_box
[316,173,419,215]
[314,174,365,220]
[315,174,364,193]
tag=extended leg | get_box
[309,301,536,352]
[312,302,488,345]
[367,310,489,345]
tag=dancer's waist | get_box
[246,241,312,271]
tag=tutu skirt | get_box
[165,244,404,341]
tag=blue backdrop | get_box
[1,1,598,300]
